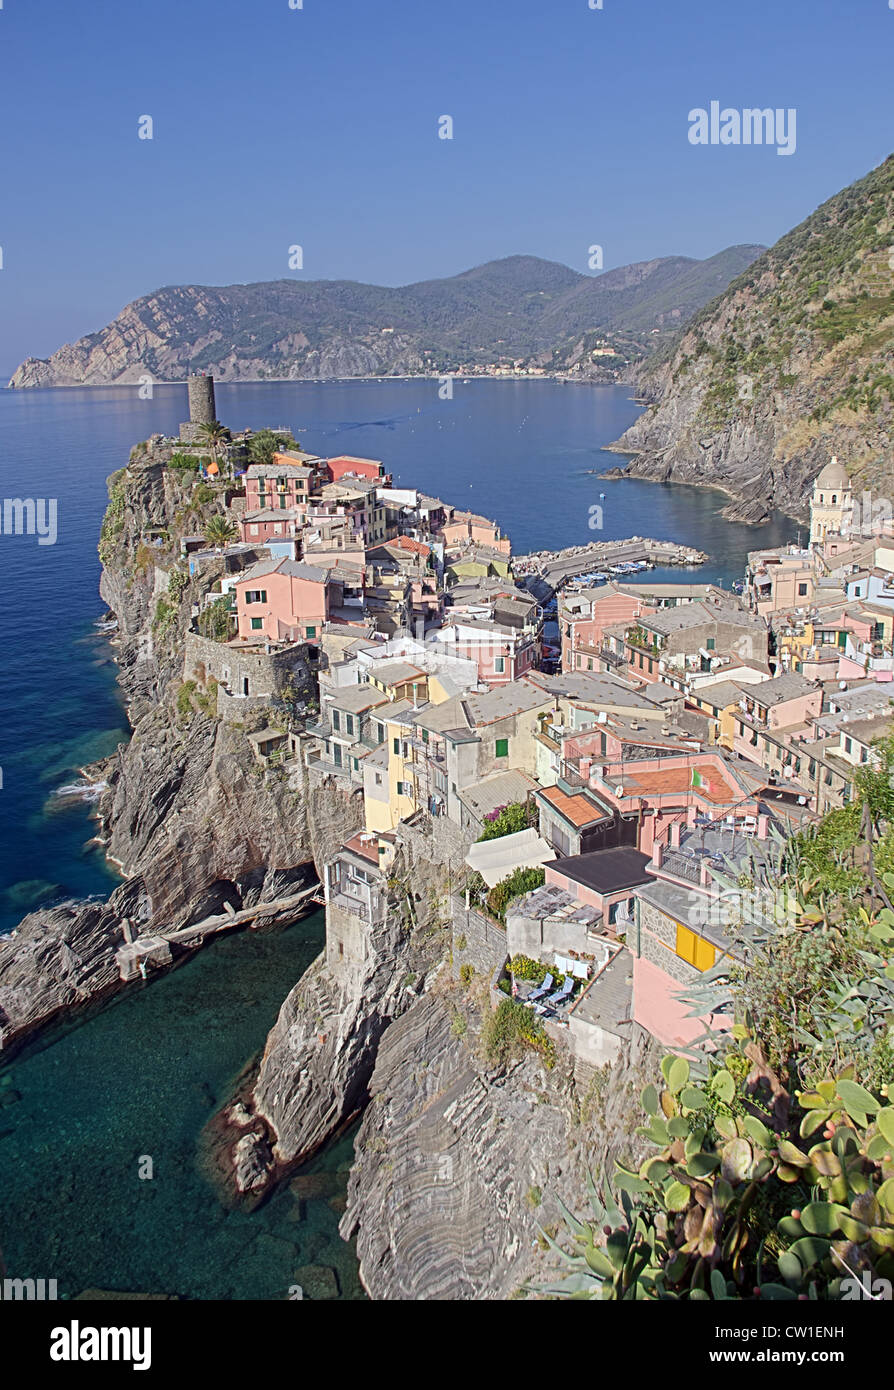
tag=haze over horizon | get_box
[0,0,891,368]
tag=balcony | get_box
[660,851,702,885]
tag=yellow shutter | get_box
[675,923,715,972]
[675,924,696,965]
[694,936,716,972]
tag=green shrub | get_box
[459,963,476,987]
[478,801,537,841]
[487,867,545,922]
[481,998,556,1069]
[510,954,565,988]
[176,681,196,719]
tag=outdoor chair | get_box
[526,973,553,1003]
[545,976,575,1008]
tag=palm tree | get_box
[197,420,230,476]
[204,515,238,551]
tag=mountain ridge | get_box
[609,156,894,522]
[8,247,764,389]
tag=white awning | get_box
[465,827,556,889]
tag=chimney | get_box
[669,820,681,848]
[757,813,769,840]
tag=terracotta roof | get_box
[389,535,431,555]
[343,832,380,864]
[538,785,608,829]
[619,764,740,806]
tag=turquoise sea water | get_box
[0,377,797,1299]
[0,910,365,1300]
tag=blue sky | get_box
[0,0,891,369]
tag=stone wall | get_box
[451,894,508,981]
[184,631,313,703]
[637,899,699,987]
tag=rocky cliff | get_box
[9,250,763,388]
[0,439,359,1050]
[609,156,894,522]
[341,986,659,1299]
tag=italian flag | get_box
[690,768,710,791]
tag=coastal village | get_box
[128,377,894,1077]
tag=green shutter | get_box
[495,738,509,758]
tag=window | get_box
[375,773,383,786]
[250,525,258,537]
[332,710,341,731]
[396,780,405,797]
[345,714,355,736]
[675,924,715,972]
[250,617,263,631]
[495,738,509,758]
[279,495,287,510]
[244,589,267,604]
[393,737,400,755]
[494,655,505,674]
[305,625,316,639]
[798,582,808,596]
[706,637,715,651]
[422,729,429,743]
[844,737,852,755]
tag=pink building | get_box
[731,672,823,762]
[544,848,652,930]
[438,618,538,685]
[560,585,647,674]
[235,558,333,642]
[440,511,511,556]
[245,458,317,512]
[326,455,389,486]
[239,509,303,544]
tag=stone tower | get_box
[179,373,217,442]
[809,456,853,545]
[188,373,216,425]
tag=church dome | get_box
[814,456,850,491]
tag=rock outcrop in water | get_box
[238,820,462,1190]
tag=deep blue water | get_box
[0,379,796,933]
